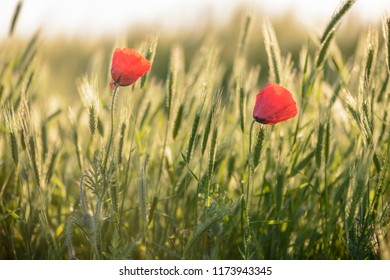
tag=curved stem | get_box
[103,85,119,171]
[79,174,92,214]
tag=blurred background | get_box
[1,0,388,39]
[1,0,389,104]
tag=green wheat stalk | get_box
[320,0,356,43]
[263,18,282,83]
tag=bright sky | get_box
[1,0,389,39]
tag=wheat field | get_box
[0,1,389,259]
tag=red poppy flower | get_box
[253,83,297,125]
[110,48,151,87]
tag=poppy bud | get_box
[110,48,151,87]
[253,83,297,125]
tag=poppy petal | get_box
[253,83,298,125]
[110,48,151,87]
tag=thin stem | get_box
[246,120,256,206]
[93,195,102,259]
[323,157,329,257]
[103,85,119,171]
[194,153,204,227]
[79,174,91,214]
[119,94,141,225]
[244,119,256,260]
[157,114,169,191]
[148,103,170,226]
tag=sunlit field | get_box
[0,1,389,260]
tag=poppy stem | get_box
[242,119,256,259]
[246,120,256,205]
[103,84,119,172]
